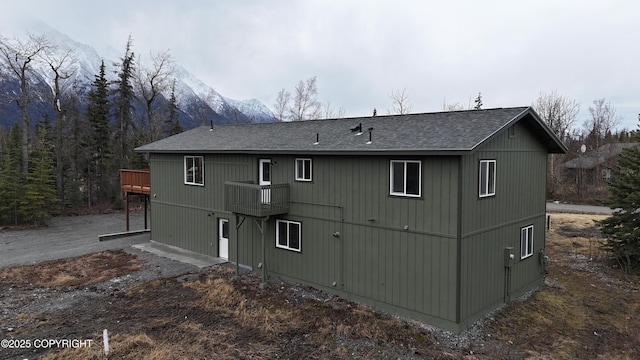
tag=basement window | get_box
[184,156,204,186]
[479,159,496,197]
[521,225,534,259]
[276,219,301,252]
[295,158,312,181]
[390,160,421,197]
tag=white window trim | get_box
[276,219,301,252]
[389,160,422,198]
[295,158,312,182]
[184,155,204,186]
[479,159,496,198]
[521,225,534,259]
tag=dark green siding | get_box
[271,155,460,326]
[148,152,461,329]
[459,122,548,326]
[149,153,261,262]
[146,119,551,332]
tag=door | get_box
[259,159,272,204]
[219,218,229,260]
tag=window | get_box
[295,158,312,181]
[479,160,496,197]
[390,160,421,197]
[521,225,534,259]
[184,156,204,185]
[276,219,301,252]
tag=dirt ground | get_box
[1,212,639,359]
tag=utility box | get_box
[504,247,515,268]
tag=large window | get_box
[390,160,421,197]
[295,158,312,181]
[276,219,301,252]
[479,159,496,197]
[184,156,204,186]
[521,225,534,259]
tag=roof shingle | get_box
[136,106,567,155]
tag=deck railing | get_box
[120,169,151,195]
[225,182,290,217]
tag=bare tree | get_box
[532,91,580,196]
[0,34,53,174]
[533,90,579,141]
[273,88,290,121]
[442,95,475,112]
[388,86,412,114]
[321,101,344,119]
[135,50,175,141]
[441,101,466,112]
[288,76,322,121]
[583,98,620,144]
[582,99,621,187]
[40,44,75,202]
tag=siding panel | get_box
[458,122,548,323]
[149,152,461,326]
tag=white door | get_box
[219,218,229,260]
[259,159,271,204]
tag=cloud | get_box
[1,0,639,128]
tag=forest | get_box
[0,33,633,226]
[0,34,183,225]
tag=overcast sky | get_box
[1,0,639,130]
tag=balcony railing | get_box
[120,169,151,195]
[225,182,290,217]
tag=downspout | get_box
[235,214,240,277]
[456,156,463,325]
[255,217,269,288]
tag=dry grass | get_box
[488,213,640,359]
[7,213,640,359]
[0,250,141,287]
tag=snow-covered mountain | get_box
[0,20,276,128]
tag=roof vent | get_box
[366,127,374,145]
[351,123,363,135]
[313,133,319,145]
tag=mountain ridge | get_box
[0,20,276,130]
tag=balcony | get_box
[120,169,151,195]
[225,182,290,217]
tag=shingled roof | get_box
[136,106,567,155]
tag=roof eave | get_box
[469,107,568,154]
[135,148,472,156]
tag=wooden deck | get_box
[120,169,151,231]
[120,169,150,195]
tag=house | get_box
[564,142,639,182]
[134,106,567,332]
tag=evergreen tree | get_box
[597,118,640,273]
[60,91,86,209]
[474,92,483,110]
[86,60,112,203]
[0,125,26,225]
[112,36,136,169]
[166,80,183,136]
[19,125,57,225]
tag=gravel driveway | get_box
[0,211,151,268]
[546,202,612,214]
